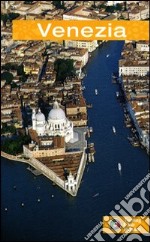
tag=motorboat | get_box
[118,163,122,171]
[95,89,98,95]
[81,86,86,90]
[93,193,99,197]
[106,54,110,58]
[112,126,116,134]
[116,91,119,98]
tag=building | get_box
[59,48,89,67]
[63,6,98,20]
[63,6,98,52]
[106,1,125,6]
[136,41,149,52]
[65,40,98,53]
[128,5,149,20]
[119,60,149,76]
[119,41,149,154]
[31,101,77,143]
[23,101,87,196]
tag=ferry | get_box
[118,163,122,171]
[112,126,116,134]
[95,89,98,95]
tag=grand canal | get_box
[1,41,149,241]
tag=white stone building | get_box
[136,41,149,52]
[119,61,149,76]
[106,1,125,6]
[65,40,98,53]
[32,101,77,143]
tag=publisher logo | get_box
[109,219,122,231]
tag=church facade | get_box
[32,101,74,143]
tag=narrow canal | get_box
[1,41,149,241]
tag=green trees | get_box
[54,59,75,83]
[52,1,65,9]
[1,124,16,134]
[105,6,115,13]
[115,3,123,11]
[24,1,33,3]
[1,72,13,84]
[1,13,20,25]
[2,63,24,75]
[105,4,123,13]
[2,63,28,84]
[1,135,31,155]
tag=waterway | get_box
[1,41,149,241]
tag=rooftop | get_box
[38,152,82,181]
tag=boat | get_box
[87,103,92,108]
[88,153,91,162]
[89,127,93,132]
[131,140,140,147]
[80,72,85,79]
[81,86,86,90]
[112,126,116,134]
[106,54,110,58]
[116,91,119,98]
[91,154,95,162]
[112,72,118,79]
[93,193,99,197]
[95,89,98,95]
[118,163,122,171]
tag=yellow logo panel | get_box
[103,216,149,234]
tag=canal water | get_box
[1,41,149,241]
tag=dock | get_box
[87,143,96,162]
[27,166,42,176]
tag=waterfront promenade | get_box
[1,151,28,163]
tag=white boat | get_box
[89,127,93,132]
[81,86,86,90]
[93,193,99,197]
[118,163,122,171]
[95,89,98,95]
[116,91,119,98]
[88,153,91,162]
[91,154,95,162]
[112,126,116,134]
[106,54,110,58]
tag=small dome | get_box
[48,101,66,120]
[36,109,45,122]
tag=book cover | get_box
[1,1,149,241]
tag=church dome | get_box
[36,109,45,122]
[48,101,66,120]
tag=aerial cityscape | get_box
[1,1,149,241]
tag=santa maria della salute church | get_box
[32,101,76,143]
[23,100,87,196]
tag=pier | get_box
[87,143,95,163]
